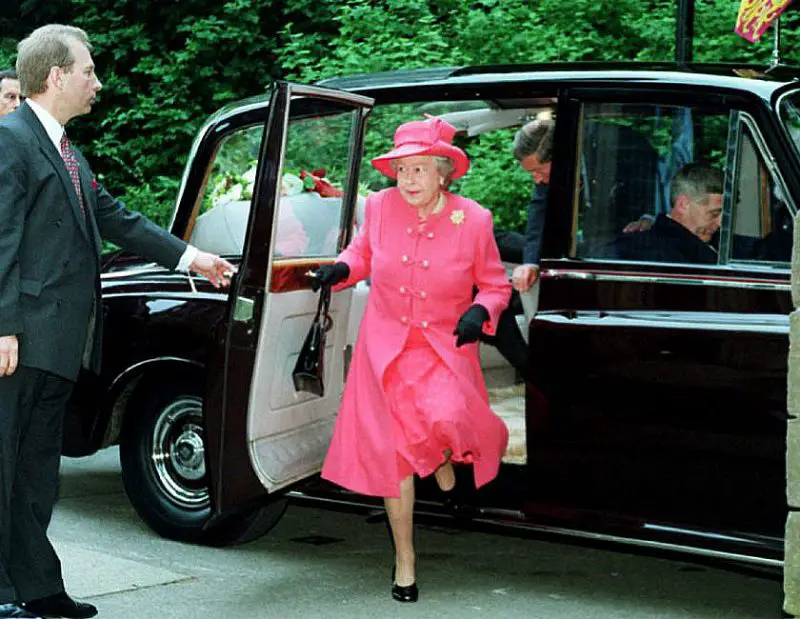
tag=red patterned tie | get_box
[60,133,85,215]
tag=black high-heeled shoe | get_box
[391,566,419,603]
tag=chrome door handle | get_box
[544,270,596,281]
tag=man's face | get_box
[520,154,551,185]
[59,39,102,120]
[0,78,21,117]
[681,192,723,242]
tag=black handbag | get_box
[292,285,333,397]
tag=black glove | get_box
[311,262,350,292]
[453,304,490,347]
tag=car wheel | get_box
[119,378,287,545]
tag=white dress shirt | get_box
[26,99,197,271]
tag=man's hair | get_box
[0,69,17,83]
[670,161,724,208]
[513,117,555,163]
[16,24,91,97]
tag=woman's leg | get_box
[434,449,455,491]
[384,474,416,586]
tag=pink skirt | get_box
[384,328,493,480]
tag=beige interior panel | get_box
[246,287,352,491]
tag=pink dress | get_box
[321,188,511,498]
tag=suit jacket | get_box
[613,213,717,264]
[522,182,548,264]
[0,102,187,381]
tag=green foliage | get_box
[4,0,800,235]
[451,129,532,232]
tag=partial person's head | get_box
[0,70,21,117]
[668,162,724,243]
[16,24,102,125]
[513,117,555,185]
[372,116,469,211]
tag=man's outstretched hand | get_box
[511,264,539,292]
[189,251,237,288]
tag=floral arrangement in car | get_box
[207,163,369,213]
[208,162,258,208]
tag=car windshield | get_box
[779,89,800,159]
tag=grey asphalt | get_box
[49,447,781,618]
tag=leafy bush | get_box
[2,0,798,235]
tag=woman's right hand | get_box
[311,262,350,291]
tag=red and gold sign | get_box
[735,0,793,42]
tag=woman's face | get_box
[394,155,443,212]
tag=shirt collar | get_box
[431,191,446,215]
[26,99,65,154]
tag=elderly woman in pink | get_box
[315,117,510,603]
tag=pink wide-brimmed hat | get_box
[371,115,470,180]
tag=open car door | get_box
[205,82,374,518]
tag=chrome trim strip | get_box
[288,83,375,107]
[102,291,224,301]
[470,518,783,570]
[287,492,782,569]
[101,265,167,280]
[543,268,791,291]
[534,310,789,337]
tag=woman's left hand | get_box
[453,304,490,347]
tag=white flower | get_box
[450,209,465,225]
[281,173,304,196]
[242,166,257,184]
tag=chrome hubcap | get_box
[151,396,210,509]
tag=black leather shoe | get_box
[23,593,97,619]
[0,604,41,618]
[391,567,419,603]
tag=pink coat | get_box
[321,188,511,497]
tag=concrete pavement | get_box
[49,447,781,618]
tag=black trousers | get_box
[0,366,72,603]
[480,290,529,377]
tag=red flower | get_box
[299,169,343,198]
[91,177,98,191]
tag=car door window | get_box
[189,112,363,260]
[574,103,729,264]
[274,112,358,259]
[190,124,262,256]
[728,121,794,265]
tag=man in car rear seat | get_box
[613,162,723,264]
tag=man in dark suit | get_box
[508,117,553,293]
[0,25,234,619]
[478,118,554,377]
[614,162,723,264]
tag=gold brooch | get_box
[450,209,465,225]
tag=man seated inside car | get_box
[613,162,723,264]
